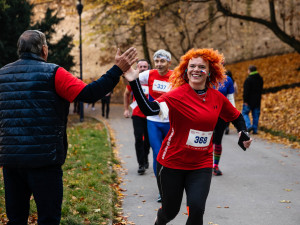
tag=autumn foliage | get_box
[226,52,300,148]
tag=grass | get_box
[259,126,300,143]
[0,115,120,225]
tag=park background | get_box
[27,0,299,147]
[0,0,300,224]
[1,0,298,150]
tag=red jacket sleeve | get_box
[55,67,87,102]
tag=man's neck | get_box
[20,52,46,62]
[158,69,169,76]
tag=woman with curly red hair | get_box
[170,48,226,89]
[124,48,252,225]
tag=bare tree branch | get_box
[157,33,180,62]
[269,0,277,25]
[168,9,191,53]
[214,0,300,53]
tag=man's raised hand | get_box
[115,47,138,72]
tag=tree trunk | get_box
[140,24,152,68]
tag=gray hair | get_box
[17,30,47,57]
[153,49,171,62]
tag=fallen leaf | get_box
[280,200,291,203]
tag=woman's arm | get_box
[129,78,160,116]
[231,114,247,132]
[124,67,161,116]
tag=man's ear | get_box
[42,45,48,61]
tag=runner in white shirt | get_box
[139,50,173,202]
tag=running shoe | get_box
[157,194,162,203]
[247,127,253,133]
[137,165,145,175]
[213,165,223,176]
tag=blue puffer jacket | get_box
[0,53,70,168]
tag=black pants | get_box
[132,116,150,167]
[101,96,111,118]
[156,163,212,225]
[3,166,63,225]
[73,100,80,114]
[213,117,228,145]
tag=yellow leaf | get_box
[280,200,291,203]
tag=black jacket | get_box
[243,72,263,108]
[0,53,70,168]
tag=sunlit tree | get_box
[0,1,75,70]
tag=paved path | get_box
[84,103,300,225]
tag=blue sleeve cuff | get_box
[109,65,123,76]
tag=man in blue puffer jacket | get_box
[0,30,137,225]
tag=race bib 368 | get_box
[186,129,213,148]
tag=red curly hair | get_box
[169,48,226,89]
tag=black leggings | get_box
[156,163,212,225]
[213,117,228,145]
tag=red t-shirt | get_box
[156,83,240,170]
[55,67,86,102]
[147,69,172,101]
[126,85,148,118]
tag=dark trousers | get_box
[3,166,63,225]
[242,104,260,133]
[213,117,228,145]
[73,100,80,114]
[132,116,150,167]
[101,96,111,118]
[156,163,212,225]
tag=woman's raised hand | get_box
[124,66,139,82]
